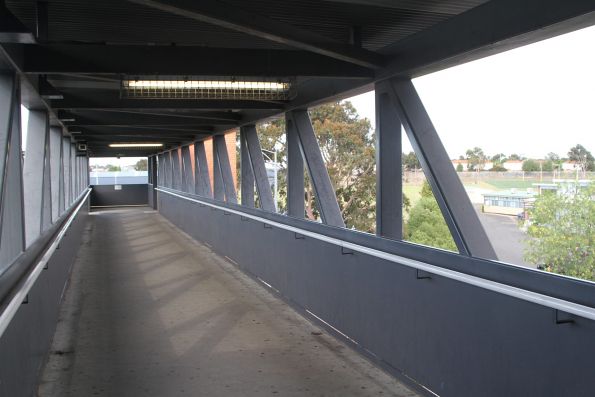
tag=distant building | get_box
[501,160,523,171]
[482,191,536,217]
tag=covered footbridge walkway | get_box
[1,1,595,396]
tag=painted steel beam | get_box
[171,148,182,191]
[322,0,471,14]
[0,4,36,43]
[240,127,254,208]
[62,137,71,208]
[374,82,402,240]
[49,127,62,222]
[41,123,52,233]
[379,0,595,78]
[23,110,49,247]
[181,145,193,193]
[157,153,165,187]
[213,134,237,203]
[285,112,304,218]
[243,125,275,212]
[291,109,344,228]
[24,45,375,78]
[61,109,241,122]
[385,77,496,259]
[194,140,212,197]
[50,97,285,111]
[0,73,25,269]
[127,0,384,69]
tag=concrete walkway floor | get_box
[39,207,418,397]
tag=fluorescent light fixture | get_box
[109,143,163,148]
[125,80,288,90]
[121,77,294,100]
[69,131,82,134]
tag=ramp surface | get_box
[39,207,418,397]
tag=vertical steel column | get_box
[213,135,237,203]
[181,145,193,193]
[40,124,52,233]
[291,109,345,228]
[375,83,403,240]
[212,138,224,201]
[171,148,182,191]
[0,73,25,269]
[194,140,212,197]
[157,153,164,186]
[286,112,304,218]
[240,126,255,207]
[243,125,275,212]
[57,132,65,215]
[62,137,71,209]
[49,127,61,222]
[386,78,496,259]
[70,143,76,200]
[164,151,173,188]
[23,110,49,246]
[150,155,158,209]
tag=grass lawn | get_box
[484,179,536,190]
[403,184,422,209]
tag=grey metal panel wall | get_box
[0,195,89,397]
[158,191,595,397]
[90,184,149,206]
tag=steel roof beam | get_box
[379,0,595,79]
[127,0,384,69]
[23,44,375,78]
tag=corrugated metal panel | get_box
[6,0,486,50]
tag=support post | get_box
[291,109,344,228]
[23,110,49,246]
[0,73,25,268]
[49,127,61,222]
[385,78,496,259]
[58,133,65,215]
[375,83,403,240]
[243,125,275,212]
[181,145,193,193]
[240,126,255,207]
[194,140,212,197]
[213,134,237,203]
[149,155,158,209]
[171,148,182,191]
[62,137,71,208]
[286,112,304,218]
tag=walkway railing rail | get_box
[0,188,91,338]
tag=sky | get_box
[346,24,595,160]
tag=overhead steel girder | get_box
[291,109,344,228]
[379,0,595,78]
[23,45,375,78]
[127,0,384,69]
[213,134,237,204]
[0,73,25,269]
[50,97,285,111]
[241,125,275,212]
[384,77,496,260]
[59,109,241,123]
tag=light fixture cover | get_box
[109,143,163,148]
[121,76,294,101]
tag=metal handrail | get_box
[0,188,91,338]
[156,187,595,322]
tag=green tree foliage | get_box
[456,163,464,172]
[525,184,595,281]
[522,159,540,172]
[508,153,524,161]
[403,151,421,171]
[134,158,148,171]
[256,101,376,232]
[107,165,121,172]
[465,147,487,171]
[568,144,594,172]
[405,181,457,252]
